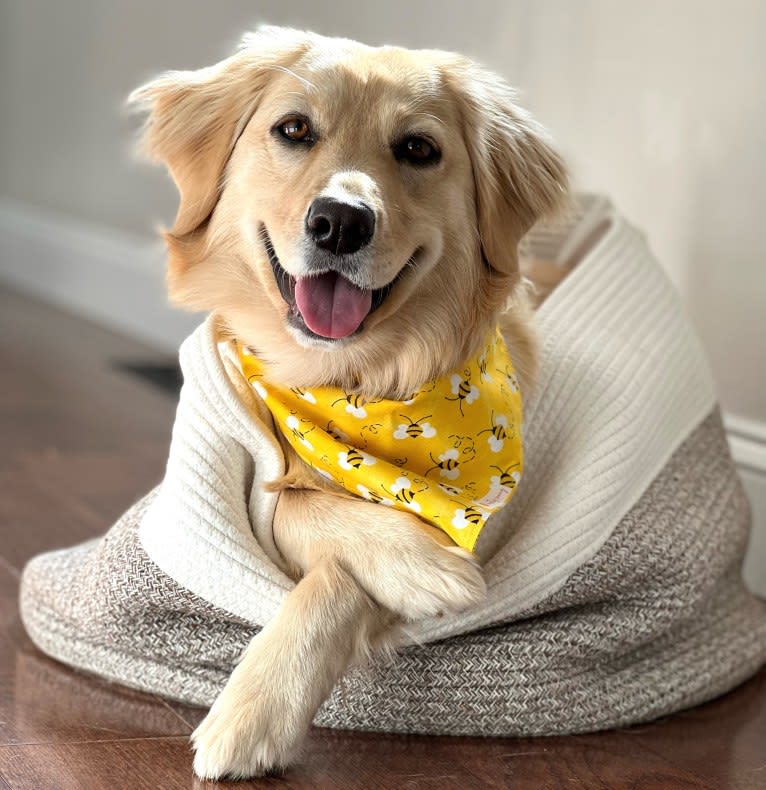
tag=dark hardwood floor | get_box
[1,285,765,789]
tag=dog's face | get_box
[229,47,475,345]
[132,27,567,397]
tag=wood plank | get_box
[280,727,713,790]
[163,707,715,789]
[612,669,766,790]
[0,731,715,790]
[0,559,190,747]
[0,287,176,570]
[0,447,167,570]
[0,740,197,790]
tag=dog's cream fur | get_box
[131,26,567,779]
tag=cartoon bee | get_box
[393,414,437,440]
[451,504,488,530]
[356,484,394,507]
[338,447,376,470]
[290,386,317,404]
[332,393,368,418]
[477,354,493,383]
[490,462,521,488]
[478,413,511,452]
[462,506,484,526]
[394,487,417,505]
[446,370,480,415]
[285,414,314,450]
[345,448,365,468]
[382,476,423,513]
[438,482,463,497]
[425,448,461,480]
[496,364,519,393]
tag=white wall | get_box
[511,1,766,425]
[1,0,763,423]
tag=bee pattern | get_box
[290,386,317,404]
[356,484,394,506]
[382,476,422,513]
[478,354,493,383]
[452,505,488,530]
[338,448,376,470]
[496,364,519,393]
[438,482,463,497]
[447,369,480,415]
[285,415,314,451]
[478,413,511,452]
[393,414,437,440]
[447,434,477,458]
[425,448,461,480]
[332,393,369,418]
[490,463,521,489]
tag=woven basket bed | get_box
[19,195,766,736]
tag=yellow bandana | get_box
[239,328,523,551]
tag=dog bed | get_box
[19,195,766,736]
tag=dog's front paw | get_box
[191,691,292,780]
[191,656,304,780]
[350,522,487,621]
[393,543,487,621]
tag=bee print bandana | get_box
[239,328,523,551]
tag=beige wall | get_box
[1,0,764,421]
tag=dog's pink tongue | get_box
[294,272,372,339]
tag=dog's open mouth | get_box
[261,226,407,341]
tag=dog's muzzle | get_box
[261,225,405,343]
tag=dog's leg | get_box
[192,556,385,780]
[274,488,487,620]
[192,489,485,779]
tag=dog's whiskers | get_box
[266,65,316,92]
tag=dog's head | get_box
[131,27,567,397]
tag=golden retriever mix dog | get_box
[131,26,567,779]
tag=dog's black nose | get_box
[306,197,375,256]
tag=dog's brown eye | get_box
[275,117,313,143]
[394,136,441,166]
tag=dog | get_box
[130,26,567,779]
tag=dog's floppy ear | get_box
[129,27,313,237]
[444,60,569,274]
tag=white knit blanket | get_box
[138,195,716,644]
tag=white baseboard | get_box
[725,413,766,474]
[1,196,764,592]
[726,415,766,597]
[0,197,200,353]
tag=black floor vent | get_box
[114,361,183,396]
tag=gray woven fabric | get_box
[20,408,766,735]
